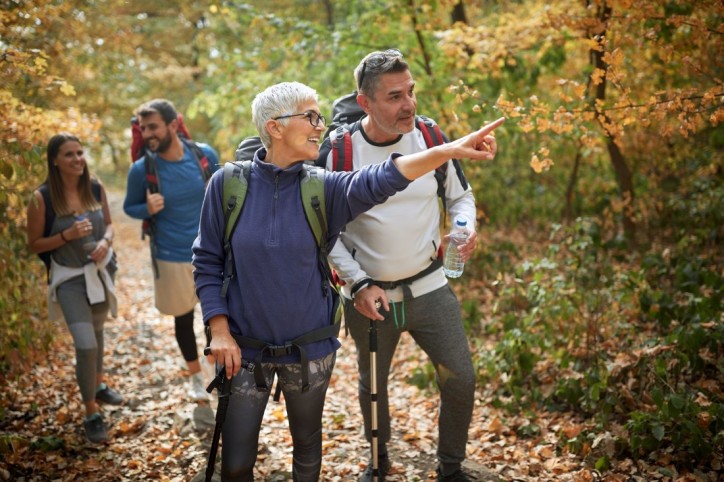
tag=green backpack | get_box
[219,154,341,396]
[220,159,331,297]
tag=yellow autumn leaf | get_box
[586,38,603,52]
[34,56,48,71]
[59,82,76,96]
[591,68,606,86]
[531,154,554,174]
[530,154,543,173]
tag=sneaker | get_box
[83,413,109,444]
[188,373,209,401]
[95,383,124,405]
[359,455,390,482]
[436,466,474,481]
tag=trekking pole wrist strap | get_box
[351,278,374,298]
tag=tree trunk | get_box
[563,148,581,221]
[322,0,334,29]
[102,132,119,168]
[451,1,468,24]
[408,0,433,77]
[605,135,636,238]
[587,2,637,241]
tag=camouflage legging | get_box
[220,351,336,482]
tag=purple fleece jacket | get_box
[192,148,410,363]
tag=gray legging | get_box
[56,275,110,403]
[346,284,476,466]
[220,352,335,482]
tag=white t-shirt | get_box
[321,122,476,302]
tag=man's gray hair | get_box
[354,49,409,98]
[252,82,319,148]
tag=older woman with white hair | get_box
[192,81,502,481]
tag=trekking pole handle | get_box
[204,347,254,372]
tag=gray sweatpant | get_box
[56,275,109,403]
[346,284,475,466]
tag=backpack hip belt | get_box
[371,258,443,291]
[231,307,341,397]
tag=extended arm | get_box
[394,118,503,181]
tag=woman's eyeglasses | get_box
[273,111,326,128]
[357,48,403,91]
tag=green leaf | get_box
[652,423,665,441]
[651,387,664,408]
[670,394,686,410]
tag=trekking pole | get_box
[369,300,381,482]
[203,347,254,482]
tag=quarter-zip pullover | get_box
[192,148,411,363]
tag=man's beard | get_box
[147,131,173,154]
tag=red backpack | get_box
[320,93,470,283]
[321,92,463,216]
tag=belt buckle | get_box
[268,343,293,357]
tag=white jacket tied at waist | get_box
[47,248,117,322]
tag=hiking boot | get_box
[436,466,474,481]
[95,383,124,405]
[188,373,209,401]
[359,455,390,481]
[83,413,109,444]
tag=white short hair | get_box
[252,82,319,148]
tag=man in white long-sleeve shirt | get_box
[317,49,495,482]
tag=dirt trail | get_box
[2,189,500,481]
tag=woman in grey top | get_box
[26,133,123,444]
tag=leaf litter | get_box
[1,191,706,482]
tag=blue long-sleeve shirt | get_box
[123,142,220,262]
[192,149,410,363]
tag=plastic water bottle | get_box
[443,215,469,278]
[76,214,96,255]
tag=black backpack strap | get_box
[142,152,161,278]
[91,180,102,202]
[181,137,213,183]
[221,161,252,297]
[39,184,54,239]
[38,184,54,278]
[232,316,341,395]
[299,166,334,295]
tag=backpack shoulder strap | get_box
[299,165,327,248]
[415,115,453,223]
[415,115,446,148]
[91,179,102,202]
[37,184,54,279]
[330,123,358,172]
[220,161,252,297]
[181,137,213,183]
[300,165,337,294]
[144,151,160,194]
[222,161,251,242]
[38,184,54,237]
